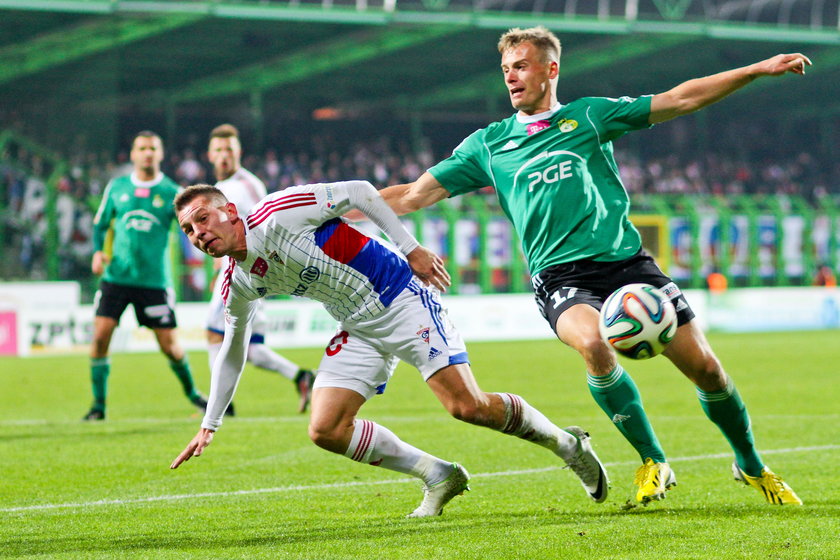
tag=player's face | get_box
[500,42,557,114]
[207,136,242,182]
[130,136,164,175]
[178,196,238,258]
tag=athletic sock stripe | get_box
[696,380,736,402]
[503,393,523,434]
[350,420,374,463]
[587,365,624,389]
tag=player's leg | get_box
[555,303,667,465]
[84,281,126,420]
[133,286,204,409]
[426,363,608,503]
[535,261,674,507]
[85,315,118,420]
[206,330,224,373]
[311,329,467,517]
[663,321,801,504]
[152,327,204,406]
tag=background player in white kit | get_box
[206,124,314,413]
[170,181,609,518]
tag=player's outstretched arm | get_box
[649,53,812,124]
[380,172,450,215]
[170,428,215,469]
[406,246,451,292]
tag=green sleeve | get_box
[428,129,493,197]
[584,95,653,142]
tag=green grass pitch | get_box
[1,331,838,559]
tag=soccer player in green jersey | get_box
[378,27,810,507]
[83,131,205,421]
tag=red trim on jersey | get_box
[220,257,236,305]
[320,221,369,264]
[247,193,317,229]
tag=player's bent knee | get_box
[308,423,345,454]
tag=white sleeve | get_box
[200,284,258,431]
[340,180,420,256]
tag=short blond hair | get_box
[497,26,562,64]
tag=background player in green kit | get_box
[378,27,810,507]
[83,131,205,421]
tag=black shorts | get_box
[531,249,694,333]
[94,280,178,329]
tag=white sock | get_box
[207,342,222,372]
[495,393,578,460]
[247,344,298,380]
[344,419,452,485]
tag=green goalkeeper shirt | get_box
[430,95,653,275]
[92,172,180,289]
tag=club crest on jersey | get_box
[527,120,551,135]
[268,251,284,264]
[250,257,268,277]
[256,287,267,297]
[558,119,578,133]
[152,194,164,208]
[416,327,430,343]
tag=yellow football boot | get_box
[732,463,802,505]
[624,458,677,509]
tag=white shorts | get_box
[313,279,469,400]
[207,264,267,343]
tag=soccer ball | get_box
[599,283,677,360]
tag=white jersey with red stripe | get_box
[200,180,470,432]
[207,168,268,338]
[221,180,420,332]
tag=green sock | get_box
[90,357,110,410]
[588,365,666,463]
[697,380,763,477]
[169,357,199,400]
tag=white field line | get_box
[3,412,838,427]
[2,444,837,514]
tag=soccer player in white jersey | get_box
[170,181,609,517]
[206,124,314,413]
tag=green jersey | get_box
[430,95,653,275]
[92,173,180,289]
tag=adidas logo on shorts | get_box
[428,347,442,360]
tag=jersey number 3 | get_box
[326,330,350,356]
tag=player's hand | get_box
[170,428,215,469]
[406,246,451,292]
[756,53,812,77]
[91,251,110,276]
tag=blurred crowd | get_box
[2,132,838,288]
